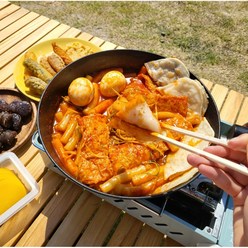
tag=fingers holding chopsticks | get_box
[204,133,248,170]
[187,133,248,247]
[204,144,248,167]
[187,134,248,189]
[228,133,248,160]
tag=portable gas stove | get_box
[37,121,248,246]
[99,121,248,247]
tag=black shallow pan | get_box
[37,49,221,199]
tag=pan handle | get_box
[227,123,248,139]
[32,130,45,152]
[31,131,65,176]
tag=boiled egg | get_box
[68,77,94,106]
[99,70,127,97]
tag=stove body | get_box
[101,174,233,246]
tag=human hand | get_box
[187,134,248,246]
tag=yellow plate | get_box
[14,38,102,102]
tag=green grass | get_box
[13,1,248,95]
[238,71,248,86]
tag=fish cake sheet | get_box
[77,114,113,185]
[156,94,188,117]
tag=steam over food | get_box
[51,58,214,196]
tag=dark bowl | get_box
[37,49,220,199]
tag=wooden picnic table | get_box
[0,2,247,246]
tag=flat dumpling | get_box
[145,58,190,86]
[163,117,214,182]
[158,77,208,116]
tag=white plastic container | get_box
[0,152,39,225]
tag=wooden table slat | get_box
[0,3,19,20]
[59,26,82,38]
[107,213,144,246]
[0,1,10,10]
[46,191,102,246]
[135,224,166,246]
[76,201,122,246]
[16,180,83,246]
[210,83,229,111]
[0,11,39,42]
[17,140,39,164]
[0,60,20,86]
[236,97,248,125]
[0,7,29,32]
[100,40,118,51]
[25,152,52,180]
[77,31,94,41]
[0,73,15,88]
[0,19,60,68]
[201,78,214,91]
[220,90,244,123]
[32,23,72,44]
[0,15,50,55]
[90,36,105,47]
